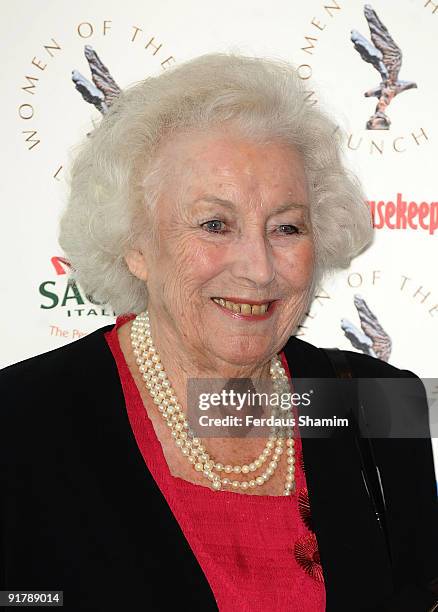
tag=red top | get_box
[105,314,326,611]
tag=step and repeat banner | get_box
[1,0,437,468]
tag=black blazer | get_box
[0,323,437,611]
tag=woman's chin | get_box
[210,344,271,370]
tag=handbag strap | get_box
[320,347,393,567]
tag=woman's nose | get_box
[230,232,275,288]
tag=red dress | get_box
[105,314,326,611]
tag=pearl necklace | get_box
[130,310,296,495]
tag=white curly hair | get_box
[59,52,373,315]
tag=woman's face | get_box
[127,127,315,371]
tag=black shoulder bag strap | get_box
[320,348,393,566]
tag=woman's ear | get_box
[125,248,148,282]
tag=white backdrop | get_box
[1,0,437,472]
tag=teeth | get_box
[212,298,270,315]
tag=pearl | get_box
[131,310,296,496]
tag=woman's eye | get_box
[277,224,300,235]
[201,219,226,233]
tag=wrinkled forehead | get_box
[155,127,309,213]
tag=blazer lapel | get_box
[282,336,394,611]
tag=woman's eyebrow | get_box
[193,195,308,216]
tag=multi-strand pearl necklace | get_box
[130,310,296,495]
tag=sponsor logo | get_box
[298,268,437,375]
[296,2,433,155]
[17,20,176,323]
[39,256,116,319]
[351,4,417,130]
[18,19,176,177]
[368,193,438,234]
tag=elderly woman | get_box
[1,53,437,612]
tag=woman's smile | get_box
[210,296,279,321]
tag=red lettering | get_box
[418,203,430,230]
[374,201,385,229]
[408,202,418,229]
[385,201,396,229]
[364,194,437,233]
[430,203,438,235]
[395,193,407,229]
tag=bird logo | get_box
[351,4,417,130]
[72,45,121,115]
[341,294,392,362]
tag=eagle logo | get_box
[72,45,121,115]
[341,294,392,362]
[351,4,417,130]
